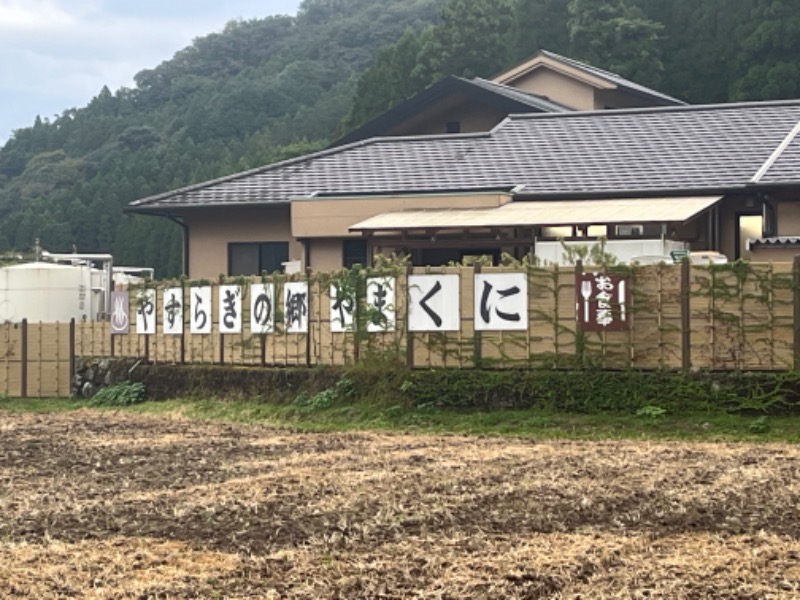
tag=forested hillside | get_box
[0,0,447,276]
[0,0,798,277]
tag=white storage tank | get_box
[0,262,104,323]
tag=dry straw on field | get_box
[1,411,799,598]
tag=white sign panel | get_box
[250,283,275,334]
[219,285,243,334]
[474,272,528,331]
[284,282,309,333]
[162,287,183,335]
[329,282,355,333]
[366,276,395,332]
[408,274,461,332]
[190,286,212,334]
[110,291,129,335]
[135,288,156,335]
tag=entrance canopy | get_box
[349,196,722,233]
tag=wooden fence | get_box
[2,261,798,397]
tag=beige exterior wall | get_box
[309,238,345,271]
[777,200,800,235]
[182,205,303,278]
[508,68,597,110]
[749,246,800,262]
[291,193,512,238]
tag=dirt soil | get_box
[1,410,800,598]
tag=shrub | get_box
[90,381,147,407]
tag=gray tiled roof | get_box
[539,50,687,107]
[129,100,800,212]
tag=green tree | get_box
[730,0,800,100]
[568,0,664,87]
[513,0,571,59]
[417,0,516,81]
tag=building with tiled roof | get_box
[129,96,800,276]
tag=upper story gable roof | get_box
[493,50,687,108]
[331,75,569,148]
[128,100,800,213]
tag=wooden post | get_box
[306,268,313,368]
[69,319,76,396]
[260,334,267,367]
[473,264,482,368]
[180,284,186,365]
[575,260,584,367]
[20,319,27,399]
[681,258,692,371]
[219,333,225,366]
[793,255,800,370]
[406,261,414,368]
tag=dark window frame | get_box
[343,238,368,268]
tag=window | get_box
[343,239,368,268]
[228,242,289,276]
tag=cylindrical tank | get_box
[0,262,104,323]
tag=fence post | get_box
[575,260,584,367]
[794,255,800,370]
[405,261,414,368]
[681,258,692,371]
[473,264,482,367]
[20,319,27,399]
[69,319,76,396]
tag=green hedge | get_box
[399,369,800,415]
[133,363,800,415]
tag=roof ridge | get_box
[751,118,800,183]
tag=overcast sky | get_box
[0,0,303,146]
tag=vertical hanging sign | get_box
[250,283,275,334]
[218,285,242,334]
[110,291,129,335]
[190,286,212,334]
[474,273,528,331]
[162,287,183,335]
[330,280,356,333]
[576,272,629,332]
[284,282,309,333]
[408,274,461,332]
[135,288,156,335]
[366,277,396,332]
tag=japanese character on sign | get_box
[366,277,395,332]
[250,283,275,334]
[474,273,528,331]
[576,272,629,332]
[135,288,156,335]
[163,287,183,335]
[218,285,242,334]
[284,282,309,334]
[190,286,212,334]
[330,280,355,333]
[110,291,129,335]
[408,274,460,332]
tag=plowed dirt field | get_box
[1,410,799,598]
